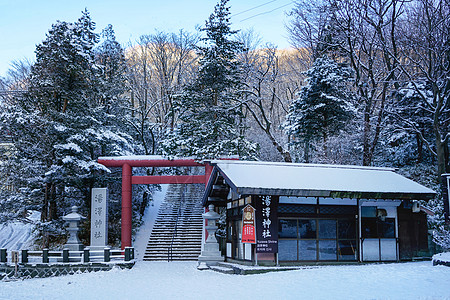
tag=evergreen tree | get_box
[284,56,355,162]
[162,0,256,159]
[0,11,136,246]
[95,24,128,116]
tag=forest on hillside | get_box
[0,0,449,248]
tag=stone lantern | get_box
[62,206,85,251]
[198,204,224,269]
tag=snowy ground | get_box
[1,261,450,299]
[2,188,450,299]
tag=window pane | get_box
[362,218,378,238]
[361,206,376,217]
[318,220,336,239]
[362,238,380,261]
[378,219,395,238]
[319,240,337,260]
[278,240,297,261]
[338,240,357,261]
[278,219,297,238]
[338,219,356,239]
[299,240,317,260]
[380,238,397,260]
[298,220,316,239]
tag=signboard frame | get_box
[254,195,278,253]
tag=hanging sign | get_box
[255,195,278,253]
[242,204,256,244]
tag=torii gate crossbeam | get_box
[98,156,213,249]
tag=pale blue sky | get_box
[0,0,294,78]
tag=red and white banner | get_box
[242,204,256,244]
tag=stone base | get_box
[197,262,209,270]
[87,246,109,252]
[198,252,224,267]
[64,243,84,251]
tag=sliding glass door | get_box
[278,218,357,262]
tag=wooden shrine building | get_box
[202,160,436,264]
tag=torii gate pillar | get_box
[121,163,132,249]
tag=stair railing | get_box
[168,184,186,262]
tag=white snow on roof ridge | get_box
[211,160,435,195]
[209,159,397,172]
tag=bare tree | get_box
[393,0,450,176]
[0,59,31,104]
[288,0,405,166]
[126,30,199,155]
[237,30,300,162]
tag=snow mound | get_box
[0,210,40,250]
[433,252,450,263]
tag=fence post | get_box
[104,247,110,262]
[83,248,90,263]
[125,247,130,261]
[0,249,6,263]
[21,250,28,264]
[63,248,69,263]
[43,249,49,263]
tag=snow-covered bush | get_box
[433,226,450,251]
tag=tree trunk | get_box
[436,137,448,177]
[362,103,372,166]
[49,183,57,220]
[323,131,328,160]
[304,141,310,163]
[41,183,50,222]
[416,133,423,163]
[266,129,292,162]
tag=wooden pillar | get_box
[205,163,213,187]
[122,163,132,249]
[204,163,214,241]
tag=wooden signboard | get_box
[242,204,256,244]
[255,195,278,253]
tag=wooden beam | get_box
[131,175,206,185]
[98,158,204,168]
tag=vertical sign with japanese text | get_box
[90,188,108,248]
[255,195,278,253]
[242,204,256,244]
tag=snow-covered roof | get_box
[205,160,436,200]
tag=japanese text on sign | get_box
[90,188,108,247]
[255,195,278,253]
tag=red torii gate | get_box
[98,156,213,249]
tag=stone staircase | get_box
[143,184,205,261]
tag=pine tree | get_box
[284,56,355,162]
[162,0,256,159]
[95,24,128,115]
[0,11,136,246]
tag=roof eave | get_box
[235,187,436,201]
